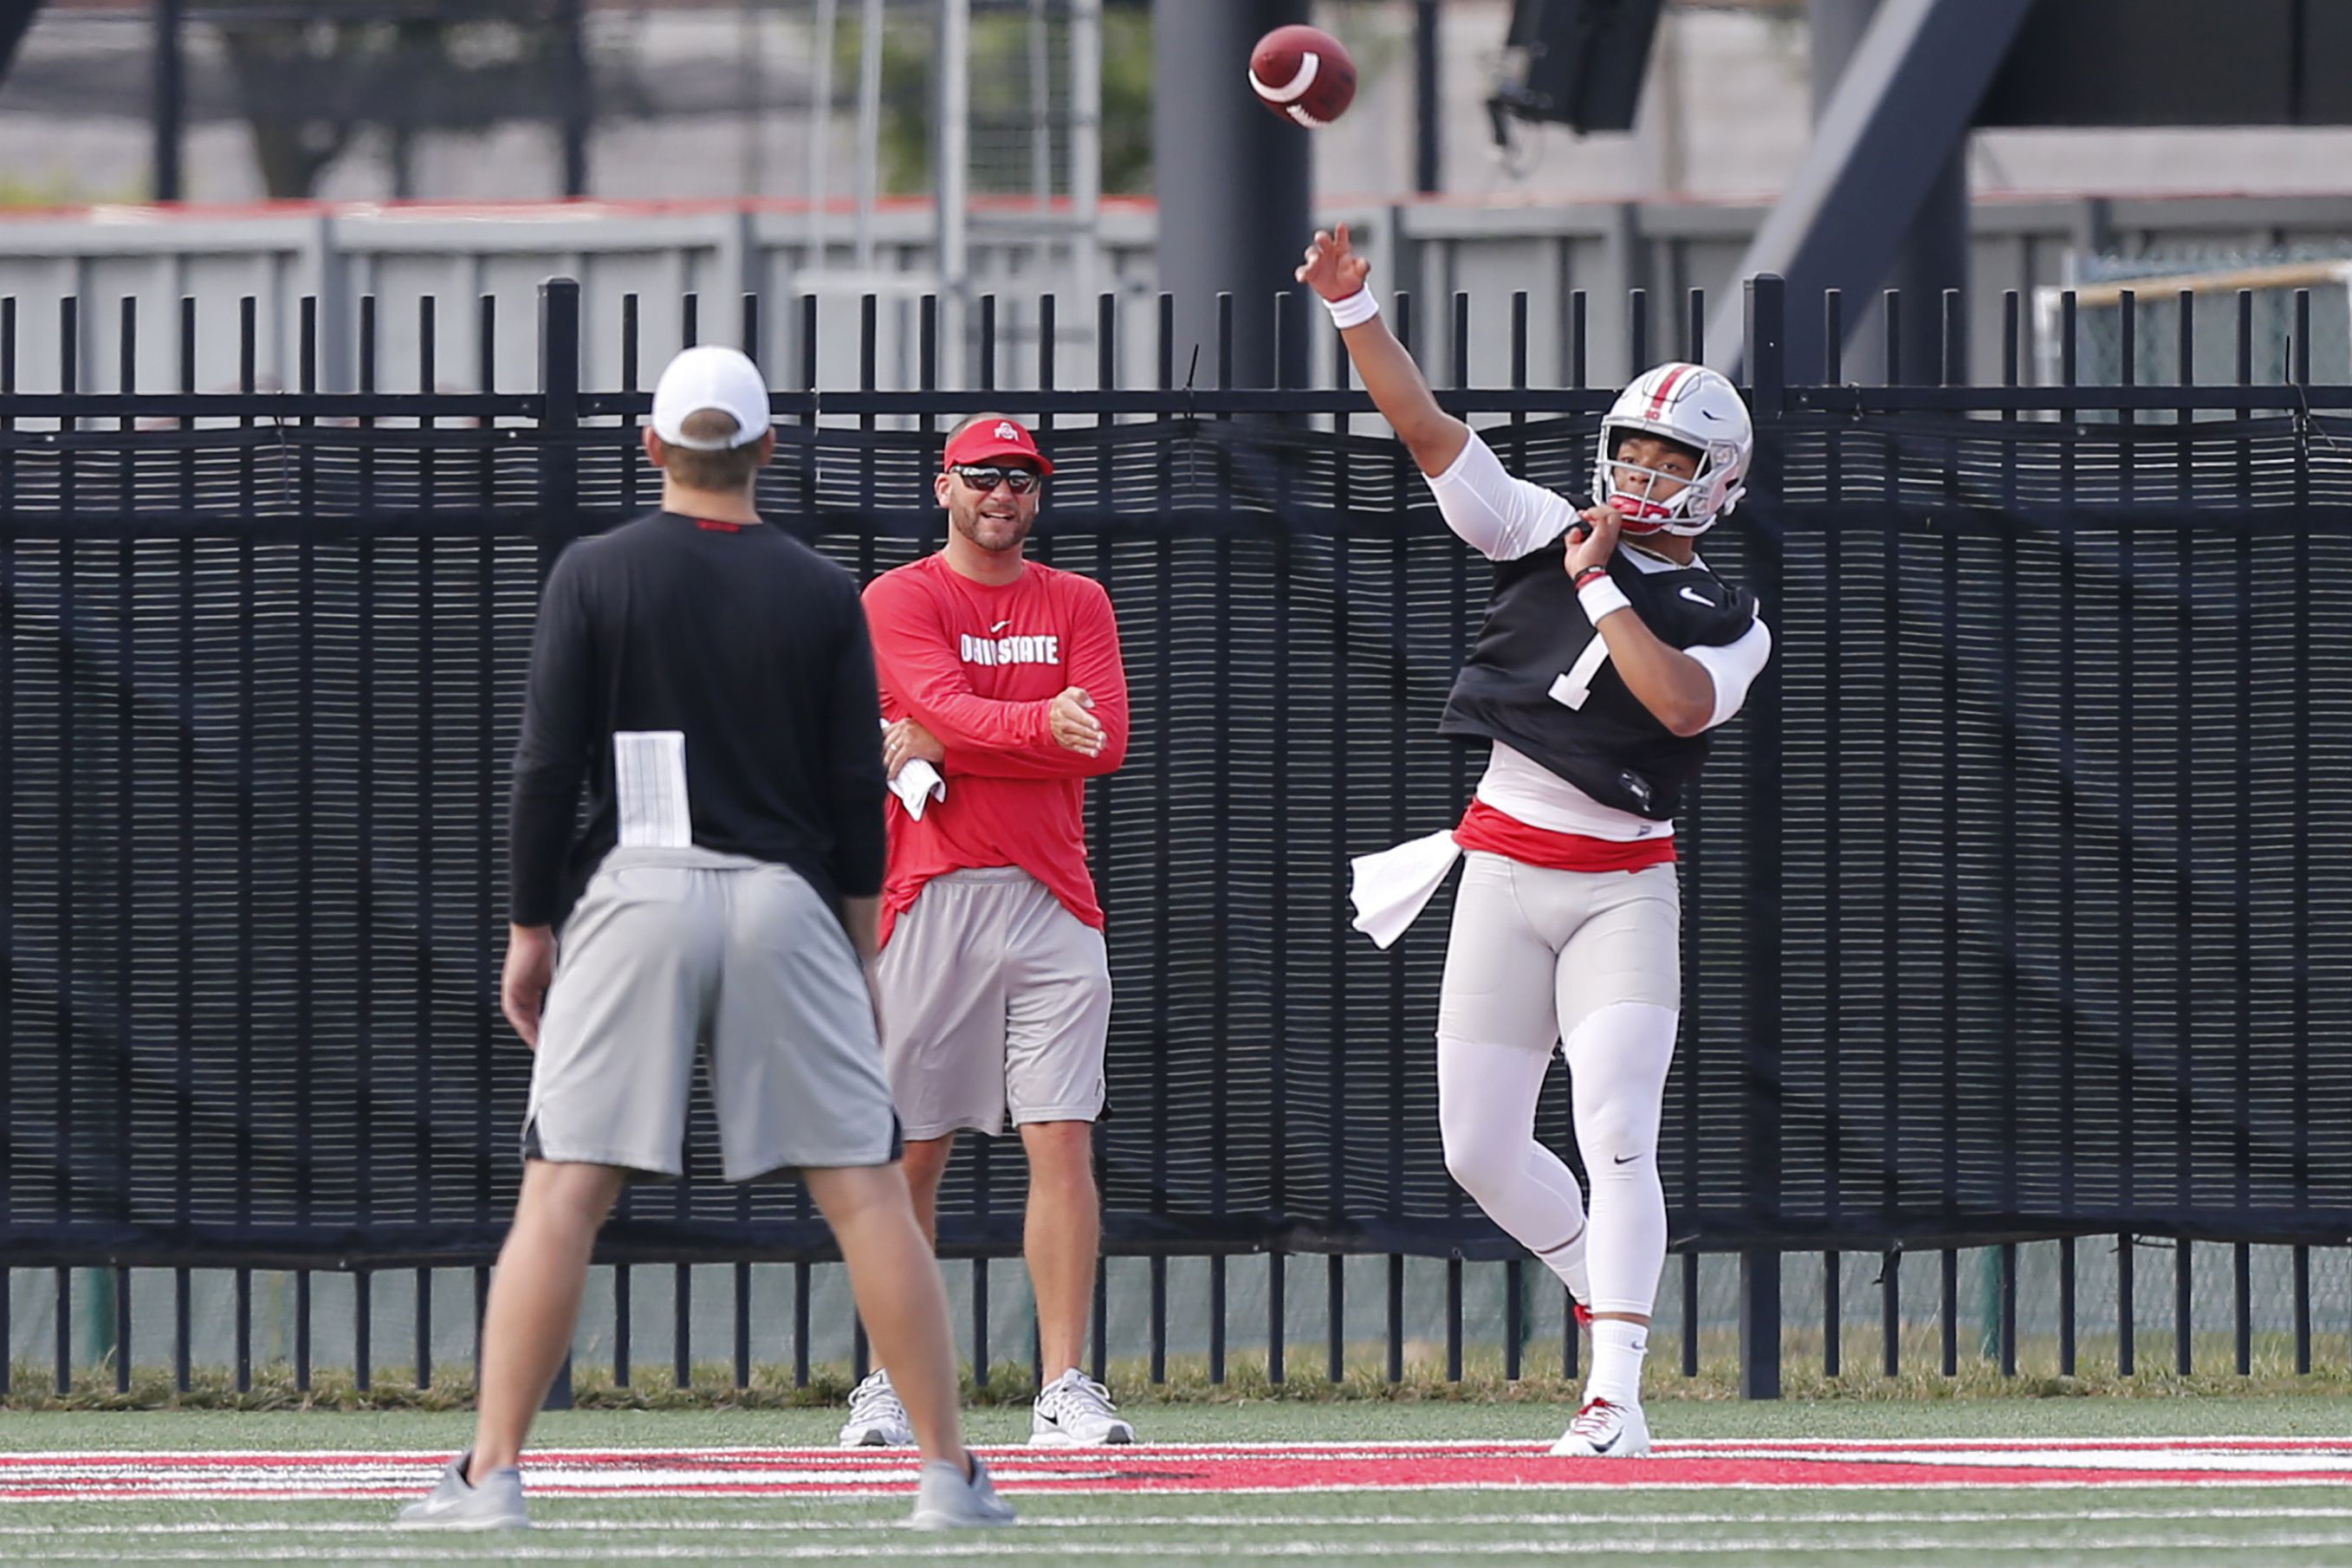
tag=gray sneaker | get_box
[1030,1368,1137,1446]
[395,1451,530,1531]
[909,1453,1017,1530]
[839,1367,915,1448]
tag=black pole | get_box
[1807,0,1968,382]
[1414,0,1441,194]
[0,1,43,90]
[1153,0,1311,389]
[1736,274,1788,1400]
[555,0,590,198]
[152,0,183,202]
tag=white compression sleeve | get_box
[1682,617,1774,730]
[1423,430,1582,562]
[1563,1001,1679,1319]
[1436,1033,1590,1303]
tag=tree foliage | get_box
[206,4,559,198]
[846,5,1153,198]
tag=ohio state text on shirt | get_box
[861,553,1129,946]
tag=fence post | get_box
[535,275,581,1414]
[538,277,584,568]
[1738,273,1788,1400]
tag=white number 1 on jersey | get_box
[1548,636,1613,711]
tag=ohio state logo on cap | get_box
[943,415,1054,477]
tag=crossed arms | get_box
[865,576,1130,782]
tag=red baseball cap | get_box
[943,416,1054,477]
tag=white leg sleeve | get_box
[1436,1033,1590,1300]
[1563,1001,1678,1319]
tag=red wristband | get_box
[1573,565,1610,588]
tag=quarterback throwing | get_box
[1305,224,1772,1458]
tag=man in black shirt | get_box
[398,346,1010,1532]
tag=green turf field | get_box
[0,1401,2347,1565]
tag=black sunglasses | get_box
[951,464,1044,496]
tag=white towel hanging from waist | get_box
[1347,829,1463,949]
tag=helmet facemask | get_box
[1597,428,1730,538]
[1599,423,1749,541]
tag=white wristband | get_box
[1577,574,1633,625]
[1323,287,1380,330]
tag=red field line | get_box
[0,1440,2345,1501]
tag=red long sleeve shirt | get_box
[862,553,1129,948]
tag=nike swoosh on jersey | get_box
[990,619,1013,633]
[1679,586,1714,606]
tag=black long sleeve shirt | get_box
[509,511,886,928]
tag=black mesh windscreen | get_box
[4,407,2349,1268]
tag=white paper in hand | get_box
[1348,829,1463,949]
[891,758,946,820]
[881,718,948,820]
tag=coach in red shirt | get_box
[844,412,1136,1449]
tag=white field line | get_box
[2,1437,2347,1460]
[10,1461,2352,1487]
[8,1481,2352,1501]
[0,1505,2348,1539]
[13,1532,2352,1562]
[1674,1450,2352,1473]
[1086,1480,2352,1495]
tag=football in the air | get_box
[1248,24,1357,128]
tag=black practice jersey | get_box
[1439,547,1762,821]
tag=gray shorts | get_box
[1435,852,1681,1051]
[876,867,1112,1140]
[524,846,901,1182]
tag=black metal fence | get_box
[3,273,2350,1401]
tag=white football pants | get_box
[1435,851,1680,1319]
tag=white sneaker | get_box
[910,1454,1018,1530]
[839,1368,916,1448]
[1549,1397,1652,1458]
[1029,1368,1137,1447]
[394,1451,529,1530]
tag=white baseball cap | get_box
[650,345,771,450]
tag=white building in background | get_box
[7,0,2352,209]
[3,0,2349,398]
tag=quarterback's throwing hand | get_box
[1297,224,1371,303]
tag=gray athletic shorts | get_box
[876,866,1112,1140]
[1435,852,1681,1051]
[523,846,901,1182]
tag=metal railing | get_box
[3,273,2349,1401]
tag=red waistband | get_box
[1452,797,1678,873]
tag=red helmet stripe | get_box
[1643,364,1693,421]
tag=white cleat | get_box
[839,1367,916,1448]
[1029,1368,1137,1447]
[394,1451,530,1530]
[1550,1397,1652,1458]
